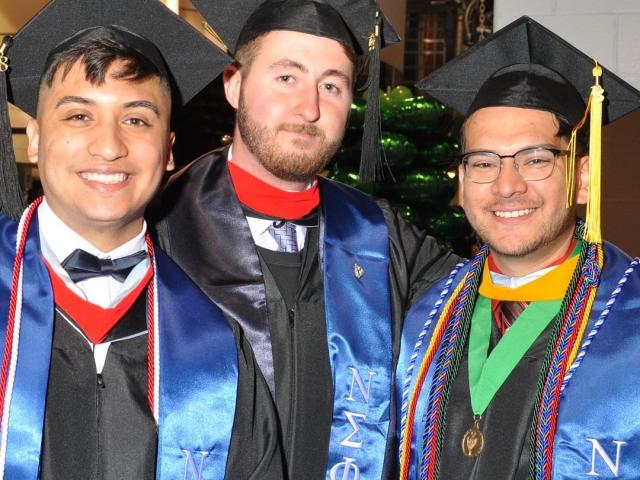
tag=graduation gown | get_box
[0,211,282,479]
[397,239,640,479]
[152,148,459,479]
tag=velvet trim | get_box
[44,260,153,343]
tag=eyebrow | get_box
[322,68,352,85]
[123,100,160,117]
[270,59,352,85]
[464,144,562,155]
[55,96,93,108]
[54,96,160,117]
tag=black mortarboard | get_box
[192,0,398,55]
[0,0,232,220]
[192,0,401,182]
[417,15,640,126]
[417,15,640,244]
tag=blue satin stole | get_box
[397,241,640,479]
[396,260,471,479]
[552,242,640,479]
[0,213,238,479]
[320,180,392,480]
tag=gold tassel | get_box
[564,61,604,244]
[584,62,604,243]
[202,21,229,54]
[565,128,577,208]
[565,85,592,208]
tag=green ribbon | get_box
[468,296,562,415]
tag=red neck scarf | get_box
[227,161,320,219]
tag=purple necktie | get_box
[267,222,298,253]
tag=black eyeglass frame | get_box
[457,146,569,184]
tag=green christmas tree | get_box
[330,86,471,256]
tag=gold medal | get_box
[461,416,484,457]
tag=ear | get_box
[26,118,40,164]
[457,163,466,208]
[223,64,242,110]
[166,131,176,172]
[575,155,589,205]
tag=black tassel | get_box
[359,10,383,184]
[0,36,26,221]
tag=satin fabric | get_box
[397,241,640,479]
[154,245,238,479]
[155,148,461,478]
[396,261,470,480]
[0,213,238,478]
[552,242,640,479]
[155,151,275,393]
[0,212,54,479]
[322,181,392,479]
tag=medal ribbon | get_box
[468,296,561,415]
[470,242,582,416]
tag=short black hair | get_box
[40,27,171,102]
[459,109,590,157]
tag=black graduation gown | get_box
[41,296,156,480]
[151,148,460,478]
[40,287,282,479]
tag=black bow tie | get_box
[61,249,148,283]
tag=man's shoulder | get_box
[166,147,228,189]
[150,147,229,232]
[152,244,218,307]
[602,239,633,263]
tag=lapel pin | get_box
[353,263,365,279]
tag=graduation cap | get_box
[418,16,640,244]
[0,0,232,220]
[192,0,401,182]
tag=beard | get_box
[473,205,576,259]
[236,94,343,183]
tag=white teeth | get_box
[80,172,128,184]
[494,208,534,218]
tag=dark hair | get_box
[555,113,589,157]
[459,109,590,157]
[40,31,170,99]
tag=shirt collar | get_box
[37,199,148,268]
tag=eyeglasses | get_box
[459,146,568,184]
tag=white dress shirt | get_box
[37,200,150,372]
[490,264,559,289]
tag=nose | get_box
[88,120,127,161]
[491,158,527,197]
[294,85,321,122]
